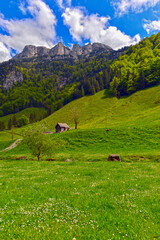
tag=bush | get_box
[18,115,29,127]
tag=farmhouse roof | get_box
[56,123,70,128]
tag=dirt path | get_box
[0,139,22,152]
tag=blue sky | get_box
[0,0,160,62]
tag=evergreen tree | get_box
[57,101,63,110]
[113,78,118,97]
[94,80,100,92]
[139,70,146,90]
[90,85,96,95]
[0,121,5,131]
[8,118,12,130]
[98,75,104,90]
[83,80,92,95]
[12,115,18,127]
[81,86,85,97]
[103,70,110,89]
[29,113,34,123]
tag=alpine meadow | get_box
[0,2,160,239]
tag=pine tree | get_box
[81,86,85,97]
[103,70,110,89]
[113,78,118,97]
[94,80,100,92]
[8,118,12,130]
[90,85,96,95]
[139,70,145,90]
[29,113,34,123]
[0,121,5,131]
[84,80,92,95]
[12,115,18,127]
[98,75,104,90]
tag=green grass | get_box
[42,85,160,130]
[0,85,160,239]
[0,160,159,239]
[1,126,160,161]
[0,107,47,128]
[1,85,160,160]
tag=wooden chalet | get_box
[55,123,70,133]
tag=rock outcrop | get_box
[14,42,113,60]
[2,68,23,90]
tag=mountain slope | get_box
[1,32,160,120]
[2,85,160,161]
[110,33,160,96]
[43,85,160,130]
[0,42,121,117]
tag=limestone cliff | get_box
[14,42,113,60]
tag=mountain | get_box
[14,42,113,60]
[0,41,128,119]
[1,32,160,121]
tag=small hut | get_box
[55,123,70,133]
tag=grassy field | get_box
[0,160,159,240]
[0,126,160,161]
[0,87,160,239]
[1,86,160,160]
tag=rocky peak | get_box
[82,44,93,55]
[72,44,83,56]
[37,46,50,56]
[13,42,113,60]
[92,42,112,51]
[14,45,50,59]
[49,42,71,56]
[18,45,37,58]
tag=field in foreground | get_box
[0,160,159,240]
[1,126,160,161]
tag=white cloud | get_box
[143,20,160,33]
[0,0,57,62]
[0,42,11,62]
[62,8,140,50]
[57,0,64,9]
[19,2,27,14]
[56,0,72,9]
[113,0,160,15]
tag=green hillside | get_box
[43,85,160,130]
[0,107,47,128]
[1,85,160,161]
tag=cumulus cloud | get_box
[0,42,11,62]
[0,0,57,62]
[143,20,160,33]
[113,0,160,15]
[62,8,140,50]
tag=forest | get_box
[1,32,160,119]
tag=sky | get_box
[0,0,160,62]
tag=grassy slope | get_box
[1,85,160,160]
[44,85,160,130]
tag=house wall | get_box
[56,125,70,133]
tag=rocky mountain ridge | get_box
[14,42,113,60]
